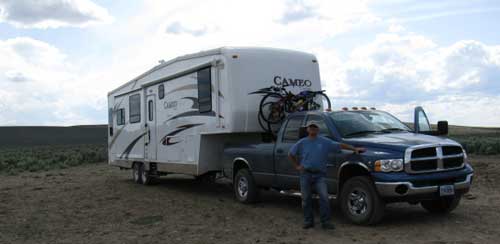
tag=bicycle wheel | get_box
[259,93,285,124]
[307,93,331,111]
[258,111,271,132]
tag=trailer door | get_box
[145,95,157,160]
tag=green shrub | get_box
[0,144,107,174]
[450,136,500,155]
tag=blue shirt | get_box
[289,136,342,173]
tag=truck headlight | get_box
[374,159,404,172]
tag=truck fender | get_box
[337,161,371,193]
[232,157,252,181]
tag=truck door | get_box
[274,115,305,189]
[304,114,339,194]
[145,95,157,160]
[414,106,432,133]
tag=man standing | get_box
[288,122,365,230]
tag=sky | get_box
[0,0,499,127]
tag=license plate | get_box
[439,185,455,196]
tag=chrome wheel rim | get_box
[133,165,139,181]
[237,177,248,198]
[141,167,148,183]
[348,189,368,216]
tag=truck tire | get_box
[340,176,385,225]
[139,163,154,185]
[234,168,259,203]
[132,162,143,184]
[421,196,461,214]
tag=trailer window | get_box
[159,84,165,100]
[148,100,154,121]
[197,67,212,113]
[283,116,304,142]
[129,94,141,123]
[117,108,125,125]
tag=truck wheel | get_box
[132,162,143,184]
[340,176,385,225]
[139,163,154,185]
[234,168,258,203]
[421,196,461,214]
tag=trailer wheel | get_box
[340,176,385,225]
[132,162,143,184]
[421,195,461,214]
[234,168,258,203]
[139,163,154,185]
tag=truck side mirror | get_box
[299,126,308,139]
[437,121,448,135]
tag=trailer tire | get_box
[234,168,258,204]
[139,163,154,185]
[340,176,385,225]
[132,162,143,184]
[421,195,461,214]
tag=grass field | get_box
[446,125,500,155]
[0,144,107,175]
[0,125,107,175]
[0,123,498,174]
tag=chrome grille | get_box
[405,144,465,174]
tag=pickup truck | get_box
[222,107,474,225]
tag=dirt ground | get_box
[1,156,499,244]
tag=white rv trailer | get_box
[107,47,322,181]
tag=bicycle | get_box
[250,85,332,133]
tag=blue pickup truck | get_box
[222,107,474,225]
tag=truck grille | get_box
[405,145,465,173]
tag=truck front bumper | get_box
[372,164,474,201]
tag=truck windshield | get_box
[330,111,411,138]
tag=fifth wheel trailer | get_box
[107,47,324,183]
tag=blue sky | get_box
[0,0,499,126]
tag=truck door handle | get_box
[276,148,284,154]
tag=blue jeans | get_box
[300,172,331,225]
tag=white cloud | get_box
[1,0,498,127]
[321,31,500,126]
[165,21,208,36]
[0,37,106,125]
[0,0,112,28]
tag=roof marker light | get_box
[342,107,348,111]
[370,107,376,110]
[352,107,359,110]
[361,107,367,110]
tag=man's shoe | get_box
[321,223,335,230]
[302,223,314,229]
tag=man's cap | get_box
[306,121,319,128]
